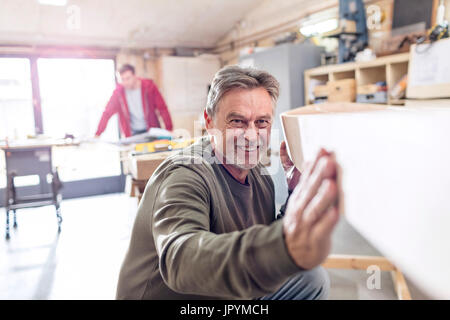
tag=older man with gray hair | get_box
[116,65,340,300]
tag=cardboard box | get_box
[313,84,329,98]
[129,150,177,180]
[327,79,356,102]
[281,103,450,298]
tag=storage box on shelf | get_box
[327,79,356,102]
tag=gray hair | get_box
[206,65,280,117]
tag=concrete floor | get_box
[0,193,429,300]
[0,193,136,299]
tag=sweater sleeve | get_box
[150,82,173,131]
[152,166,300,299]
[95,91,119,136]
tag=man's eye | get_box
[230,119,244,125]
[256,120,269,127]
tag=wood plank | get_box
[304,53,409,77]
[404,99,450,108]
[323,254,396,271]
[281,102,450,299]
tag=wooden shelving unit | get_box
[304,52,410,106]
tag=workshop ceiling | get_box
[0,0,264,48]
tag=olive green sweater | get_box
[116,137,300,299]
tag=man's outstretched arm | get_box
[150,83,173,131]
[95,92,119,137]
[152,165,299,299]
[153,150,339,298]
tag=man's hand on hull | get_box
[283,148,340,270]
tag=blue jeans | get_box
[132,129,148,136]
[256,267,330,300]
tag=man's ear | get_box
[204,109,212,130]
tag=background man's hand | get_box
[280,141,301,192]
[283,148,340,270]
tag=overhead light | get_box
[300,19,339,37]
[38,0,68,6]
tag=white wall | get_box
[158,55,221,136]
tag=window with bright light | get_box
[298,7,339,53]
[0,58,35,140]
[37,58,121,181]
[0,58,36,188]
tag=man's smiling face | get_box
[205,87,274,170]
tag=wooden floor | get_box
[0,193,429,300]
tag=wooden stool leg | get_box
[391,269,412,300]
[13,210,17,228]
[55,206,62,233]
[129,178,146,204]
[323,254,395,271]
[5,209,10,240]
